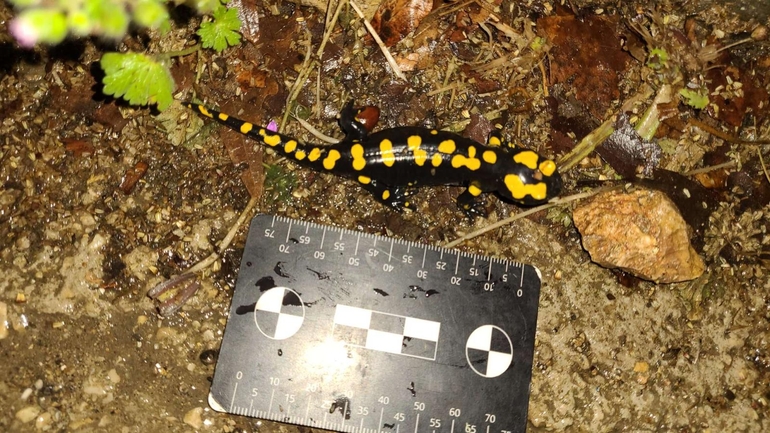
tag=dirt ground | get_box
[1,0,769,432]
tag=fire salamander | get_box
[186,100,562,218]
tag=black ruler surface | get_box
[210,215,541,433]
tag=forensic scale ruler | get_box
[209,214,542,433]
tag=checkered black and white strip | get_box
[254,287,305,340]
[332,304,441,360]
[465,325,513,378]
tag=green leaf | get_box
[197,6,241,53]
[679,88,709,110]
[647,47,669,70]
[185,0,227,14]
[9,0,42,7]
[67,10,94,36]
[12,8,67,46]
[99,3,130,38]
[101,52,175,111]
[133,0,170,32]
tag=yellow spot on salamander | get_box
[197,106,213,118]
[431,154,443,167]
[408,136,422,148]
[308,148,322,162]
[358,175,371,184]
[351,144,366,171]
[450,146,481,171]
[241,122,253,135]
[513,150,539,170]
[539,159,557,177]
[380,139,396,167]
[382,190,391,200]
[482,150,497,164]
[430,130,438,135]
[284,140,297,153]
[217,113,229,121]
[437,140,456,154]
[295,150,306,160]
[407,136,428,166]
[262,133,280,147]
[488,135,502,147]
[504,174,548,200]
[323,149,341,170]
[468,184,483,196]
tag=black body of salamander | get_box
[186,101,562,217]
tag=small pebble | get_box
[184,407,203,429]
[15,405,41,423]
[20,387,33,401]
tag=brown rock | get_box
[573,188,705,283]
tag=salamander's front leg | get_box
[357,177,415,212]
[456,181,489,219]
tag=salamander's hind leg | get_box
[357,177,416,212]
[456,181,490,219]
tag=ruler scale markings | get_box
[211,215,541,433]
[454,252,460,274]
[285,220,293,243]
[229,382,238,412]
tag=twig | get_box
[682,160,737,176]
[349,0,407,81]
[187,196,260,275]
[759,149,770,186]
[282,0,346,130]
[164,43,201,58]
[281,28,315,131]
[688,118,770,145]
[443,186,618,248]
[293,115,338,143]
[538,59,549,98]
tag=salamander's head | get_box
[498,150,562,205]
